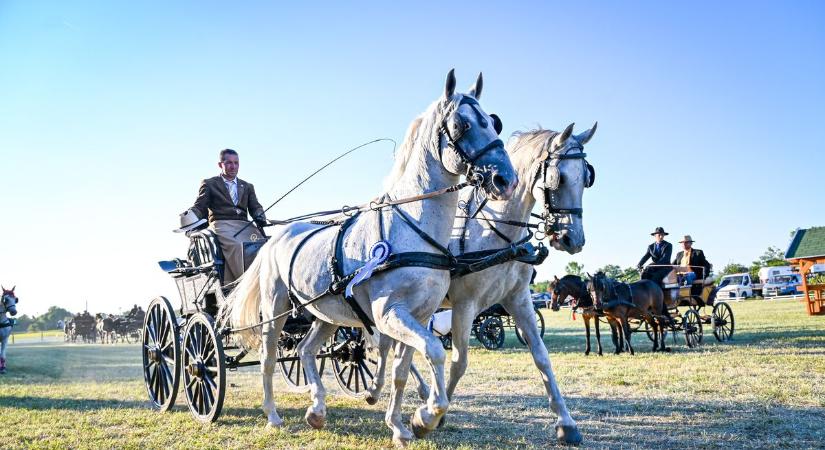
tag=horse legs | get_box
[583,315,592,356]
[0,333,7,373]
[260,282,290,428]
[622,317,635,355]
[364,333,394,405]
[385,342,415,446]
[376,304,449,439]
[298,320,338,429]
[445,302,476,401]
[593,314,603,356]
[607,317,622,354]
[507,297,581,444]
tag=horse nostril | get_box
[492,174,508,192]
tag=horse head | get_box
[524,123,597,254]
[586,272,607,310]
[433,70,518,200]
[1,285,18,316]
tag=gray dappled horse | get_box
[221,70,518,446]
[375,123,597,445]
[1,286,19,374]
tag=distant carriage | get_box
[429,298,546,351]
[142,228,380,422]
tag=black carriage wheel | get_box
[142,297,181,412]
[276,329,312,393]
[682,309,703,348]
[515,309,546,346]
[332,327,380,398]
[181,312,226,423]
[477,317,505,350]
[712,302,735,342]
[644,320,656,342]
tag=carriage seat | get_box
[187,229,225,269]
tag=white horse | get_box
[222,70,518,445]
[365,123,597,445]
[1,286,19,374]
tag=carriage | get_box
[112,315,143,343]
[66,313,97,343]
[429,298,547,351]
[141,228,380,423]
[633,265,735,348]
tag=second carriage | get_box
[634,265,735,348]
[141,228,381,423]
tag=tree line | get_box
[9,306,73,332]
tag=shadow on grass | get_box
[426,392,825,449]
[0,394,148,411]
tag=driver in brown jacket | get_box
[188,149,267,284]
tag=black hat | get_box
[650,226,669,236]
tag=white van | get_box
[716,273,753,299]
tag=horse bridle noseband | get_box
[438,96,504,177]
[530,134,595,237]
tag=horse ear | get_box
[586,272,592,279]
[553,123,575,150]
[444,69,456,99]
[11,285,15,292]
[554,275,560,281]
[575,121,598,145]
[467,72,483,100]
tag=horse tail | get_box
[220,255,264,350]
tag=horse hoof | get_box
[584,351,590,356]
[266,419,284,429]
[436,414,446,429]
[392,433,413,448]
[556,424,583,445]
[664,347,672,352]
[365,394,378,405]
[410,408,431,439]
[305,411,326,430]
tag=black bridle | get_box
[530,134,595,237]
[438,96,505,176]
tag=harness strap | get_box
[0,320,13,329]
[287,223,337,309]
[390,205,454,260]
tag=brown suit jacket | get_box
[191,176,266,223]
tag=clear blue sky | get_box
[1,1,823,315]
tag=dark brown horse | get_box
[587,272,669,354]
[550,275,622,355]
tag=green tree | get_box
[30,306,73,331]
[531,280,550,293]
[718,263,749,279]
[565,261,584,277]
[750,246,787,281]
[618,266,641,283]
[596,264,623,279]
[10,314,33,331]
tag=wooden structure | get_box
[785,226,825,315]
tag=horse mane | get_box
[381,96,463,193]
[506,128,557,182]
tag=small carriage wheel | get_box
[515,309,545,346]
[682,309,703,348]
[712,302,735,342]
[477,317,505,350]
[181,312,226,423]
[332,327,380,398]
[276,329,312,393]
[142,296,181,412]
[644,320,657,342]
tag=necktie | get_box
[231,184,238,205]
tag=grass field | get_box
[2,299,824,449]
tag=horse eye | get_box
[464,122,471,131]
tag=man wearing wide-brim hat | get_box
[177,148,267,284]
[672,235,712,285]
[637,226,673,285]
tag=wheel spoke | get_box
[358,360,374,379]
